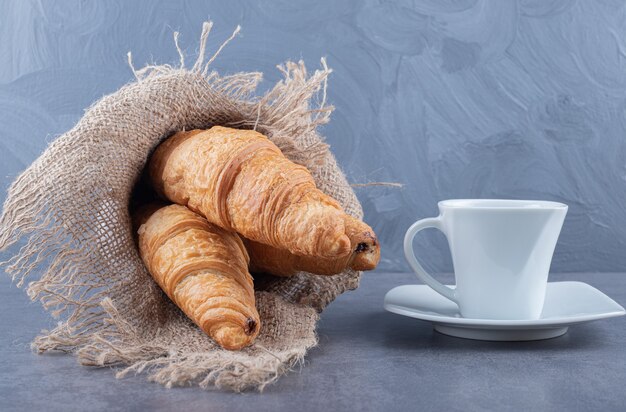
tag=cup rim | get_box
[438,199,568,210]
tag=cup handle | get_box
[404,217,457,303]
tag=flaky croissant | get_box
[148,126,379,261]
[244,215,380,276]
[134,203,260,350]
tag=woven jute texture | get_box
[0,23,362,392]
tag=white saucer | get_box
[384,281,625,341]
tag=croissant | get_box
[244,215,380,276]
[134,203,260,350]
[148,126,379,260]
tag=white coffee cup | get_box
[404,199,568,320]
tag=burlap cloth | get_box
[0,23,362,392]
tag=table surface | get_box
[1,271,625,412]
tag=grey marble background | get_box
[1,0,625,273]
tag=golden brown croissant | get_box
[148,126,379,260]
[244,215,380,276]
[134,203,260,350]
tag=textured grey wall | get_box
[1,0,625,273]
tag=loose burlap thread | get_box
[0,22,362,392]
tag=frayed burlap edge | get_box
[0,22,363,392]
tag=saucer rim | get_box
[383,281,626,328]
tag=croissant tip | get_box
[351,232,381,271]
[245,317,258,335]
[355,242,369,253]
[354,232,378,253]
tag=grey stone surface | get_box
[1,271,625,412]
[2,1,626,273]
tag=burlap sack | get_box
[0,23,362,392]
